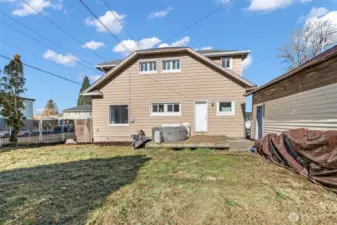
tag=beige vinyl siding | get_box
[208,55,243,76]
[92,52,246,142]
[251,82,337,140]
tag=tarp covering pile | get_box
[254,128,337,193]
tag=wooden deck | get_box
[146,135,231,149]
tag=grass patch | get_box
[275,190,286,200]
[225,199,235,207]
[1,145,337,225]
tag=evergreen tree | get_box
[77,76,92,106]
[0,54,26,144]
[42,99,58,116]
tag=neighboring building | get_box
[247,45,337,140]
[0,97,35,120]
[82,47,256,142]
[63,105,92,120]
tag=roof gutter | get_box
[95,64,119,68]
[201,50,251,57]
[82,91,103,96]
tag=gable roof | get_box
[19,97,35,102]
[83,47,256,95]
[63,105,92,112]
[246,45,337,96]
[95,48,250,68]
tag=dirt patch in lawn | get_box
[1,145,337,225]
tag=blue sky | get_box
[0,0,336,113]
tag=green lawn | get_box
[1,145,337,225]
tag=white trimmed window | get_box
[221,57,232,69]
[151,103,181,116]
[139,61,156,73]
[162,59,181,72]
[109,105,129,125]
[217,101,235,116]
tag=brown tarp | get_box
[254,128,337,193]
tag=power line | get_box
[163,0,233,43]
[0,20,93,70]
[0,54,81,85]
[2,12,94,68]
[1,39,75,72]
[20,0,107,61]
[79,0,132,54]
[102,1,141,49]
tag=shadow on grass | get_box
[0,155,150,225]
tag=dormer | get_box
[196,50,251,76]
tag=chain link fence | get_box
[0,118,75,147]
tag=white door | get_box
[195,101,208,132]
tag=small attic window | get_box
[221,57,232,69]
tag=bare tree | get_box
[277,19,337,70]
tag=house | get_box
[0,97,35,131]
[246,45,337,140]
[0,97,35,120]
[63,105,92,120]
[82,47,256,142]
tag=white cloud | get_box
[12,0,63,16]
[158,43,169,48]
[84,10,125,33]
[82,40,105,50]
[88,75,102,83]
[159,36,190,48]
[43,49,78,66]
[247,0,310,12]
[171,36,190,47]
[148,7,173,19]
[113,36,191,55]
[307,7,329,20]
[201,46,213,50]
[113,37,161,54]
[242,55,253,70]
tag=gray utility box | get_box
[152,126,188,143]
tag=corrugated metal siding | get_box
[92,52,246,142]
[251,82,337,140]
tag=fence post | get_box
[61,121,65,142]
[39,120,42,143]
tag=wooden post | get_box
[39,120,42,143]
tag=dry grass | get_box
[1,145,337,225]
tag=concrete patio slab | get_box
[146,136,230,149]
